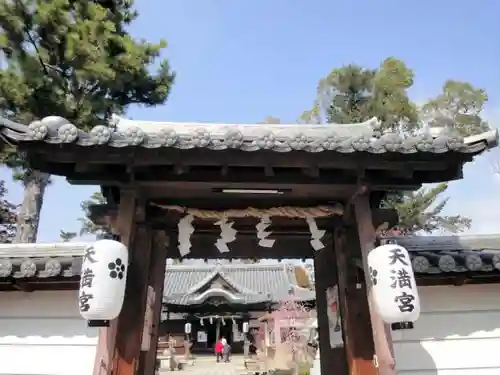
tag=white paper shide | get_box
[178,214,195,256]
[214,218,237,253]
[368,244,420,323]
[78,240,128,321]
[256,215,275,248]
[306,217,326,251]
[173,208,334,256]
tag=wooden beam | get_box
[0,280,80,291]
[106,181,361,200]
[89,203,396,240]
[138,231,169,375]
[220,165,229,176]
[90,200,349,224]
[27,145,463,171]
[174,164,190,175]
[303,166,319,178]
[64,167,436,189]
[166,232,333,259]
[353,195,396,375]
[416,274,500,285]
[11,280,33,292]
[264,165,274,177]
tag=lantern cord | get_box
[152,204,344,219]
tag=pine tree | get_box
[0,180,17,243]
[421,80,490,137]
[0,0,175,242]
[299,58,419,132]
[302,58,489,234]
[384,80,490,234]
[78,191,110,239]
[382,183,471,235]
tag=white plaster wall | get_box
[395,284,500,375]
[0,290,98,375]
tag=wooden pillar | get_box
[313,248,348,375]
[93,190,142,375]
[112,222,153,375]
[216,319,221,341]
[138,231,169,375]
[353,195,396,375]
[93,189,154,375]
[334,225,377,375]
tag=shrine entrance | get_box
[218,320,233,345]
[191,316,232,351]
[1,114,496,375]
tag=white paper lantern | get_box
[367,244,420,323]
[242,322,249,333]
[78,240,128,321]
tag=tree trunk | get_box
[15,170,50,243]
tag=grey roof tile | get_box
[0,115,497,154]
[0,243,88,279]
[2,234,499,281]
[0,242,91,258]
[162,263,315,305]
[383,234,500,251]
[382,235,500,274]
[0,257,82,278]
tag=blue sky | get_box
[1,0,500,242]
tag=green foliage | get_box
[302,57,490,234]
[0,180,17,243]
[299,58,419,132]
[371,58,420,133]
[261,115,281,124]
[0,0,175,128]
[421,80,490,137]
[61,190,110,240]
[77,191,110,239]
[323,65,376,124]
[383,184,472,235]
[0,0,175,242]
[59,230,76,242]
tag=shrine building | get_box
[159,263,315,355]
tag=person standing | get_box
[221,337,231,363]
[215,338,224,362]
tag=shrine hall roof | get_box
[0,115,498,154]
[162,263,315,306]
